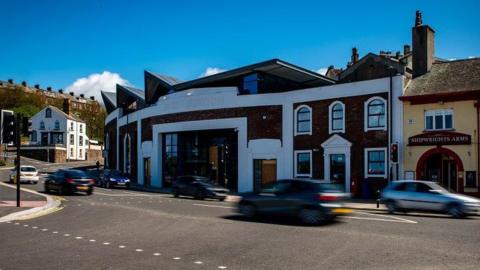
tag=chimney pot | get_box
[58,89,64,94]
[34,84,40,89]
[351,47,359,64]
[63,98,71,115]
[8,79,13,84]
[80,94,85,98]
[47,86,52,91]
[403,44,411,55]
[90,96,95,100]
[415,10,422,27]
[69,92,74,96]
[21,81,27,87]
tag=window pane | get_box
[368,116,379,127]
[369,103,384,114]
[332,119,343,130]
[426,116,433,130]
[332,110,343,119]
[297,110,310,121]
[435,115,443,129]
[297,153,311,175]
[378,115,385,127]
[445,114,453,129]
[368,150,385,175]
[297,121,310,133]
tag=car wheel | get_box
[239,203,256,218]
[172,188,180,198]
[106,182,111,189]
[86,189,93,195]
[447,204,464,218]
[218,197,225,202]
[299,208,324,225]
[386,200,397,214]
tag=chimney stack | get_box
[80,94,85,98]
[8,79,13,84]
[58,89,64,94]
[412,10,435,78]
[34,84,40,89]
[90,96,95,101]
[403,44,411,55]
[351,47,359,64]
[21,81,27,87]
[47,86,52,91]
[69,92,74,96]
[63,98,71,115]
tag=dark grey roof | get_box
[48,105,85,123]
[149,72,184,86]
[121,85,145,100]
[172,58,336,91]
[405,58,480,96]
[101,91,117,107]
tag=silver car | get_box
[381,180,480,218]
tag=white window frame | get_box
[329,101,345,134]
[294,150,312,177]
[364,96,387,132]
[424,109,454,131]
[294,105,312,136]
[364,147,387,178]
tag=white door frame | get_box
[321,134,352,192]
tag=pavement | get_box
[0,158,479,269]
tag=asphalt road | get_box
[0,161,479,270]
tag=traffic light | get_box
[2,110,15,145]
[390,143,398,163]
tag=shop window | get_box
[164,133,178,186]
[329,101,345,133]
[51,133,63,145]
[364,97,386,131]
[295,105,312,135]
[364,148,387,178]
[294,150,312,177]
[425,109,453,131]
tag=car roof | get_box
[20,165,36,168]
[391,180,436,184]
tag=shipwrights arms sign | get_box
[408,132,471,146]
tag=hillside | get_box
[0,80,106,143]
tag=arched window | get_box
[364,97,387,131]
[54,120,60,130]
[295,105,312,135]
[40,121,45,130]
[45,108,52,118]
[105,133,110,150]
[329,101,345,133]
[124,134,131,174]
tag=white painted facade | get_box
[30,106,89,161]
[106,76,405,193]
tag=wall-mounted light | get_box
[262,115,267,120]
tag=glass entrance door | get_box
[253,159,277,192]
[330,154,346,186]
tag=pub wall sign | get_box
[408,131,471,146]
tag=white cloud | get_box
[66,71,129,105]
[200,67,226,77]
[316,67,328,75]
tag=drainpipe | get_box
[387,66,395,182]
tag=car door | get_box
[412,182,444,211]
[395,182,417,209]
[259,181,295,214]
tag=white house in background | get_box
[29,105,89,161]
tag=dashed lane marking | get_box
[52,231,58,234]
[89,239,96,242]
[153,253,161,256]
[41,228,48,231]
[218,266,227,269]
[173,257,181,260]
[75,236,83,239]
[64,234,70,237]
[194,261,203,264]
[135,249,143,252]
[103,242,110,245]
[119,245,126,248]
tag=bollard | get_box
[376,189,380,208]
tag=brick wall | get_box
[20,147,67,163]
[141,106,283,142]
[294,92,389,197]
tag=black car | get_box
[98,169,131,188]
[172,175,229,201]
[237,179,351,225]
[44,169,95,195]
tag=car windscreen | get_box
[109,171,123,177]
[310,183,343,193]
[21,167,37,172]
[66,171,88,178]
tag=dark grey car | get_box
[237,179,351,225]
[172,175,229,201]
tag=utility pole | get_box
[15,114,21,207]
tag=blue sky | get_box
[0,0,479,97]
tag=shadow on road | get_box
[222,214,342,227]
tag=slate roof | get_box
[121,85,145,100]
[405,58,480,96]
[48,105,85,123]
[101,91,117,107]
[150,73,184,86]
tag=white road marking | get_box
[193,203,235,209]
[32,226,38,229]
[103,242,110,245]
[119,245,126,248]
[64,234,70,237]
[14,223,19,225]
[42,228,48,231]
[135,249,143,252]
[53,231,58,234]
[75,236,83,239]
[194,261,203,264]
[353,211,418,224]
[173,257,181,260]
[23,224,29,227]
[88,239,95,242]
[218,266,227,269]
[153,253,161,256]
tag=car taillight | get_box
[317,194,338,202]
[89,179,95,185]
[66,178,75,184]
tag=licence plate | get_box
[116,182,125,185]
[332,208,353,214]
[77,186,88,191]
